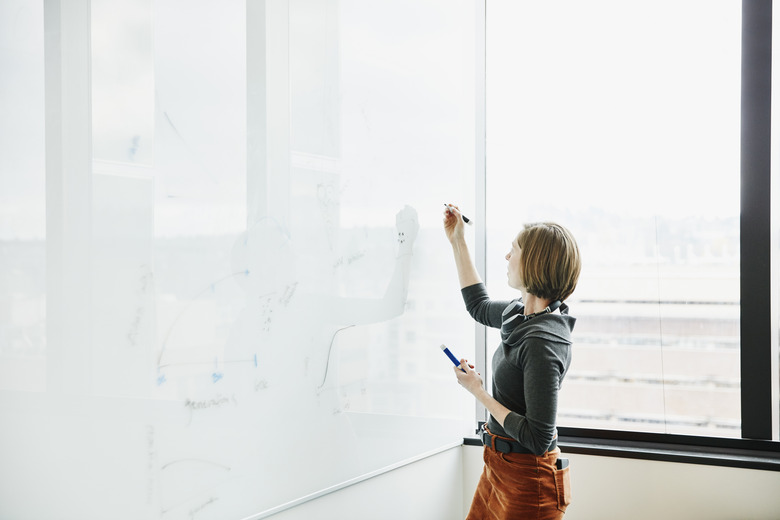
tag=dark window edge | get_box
[463,428,780,472]
[556,438,780,472]
[740,0,774,441]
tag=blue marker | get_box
[440,344,467,372]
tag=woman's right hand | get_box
[443,204,465,244]
[443,204,482,288]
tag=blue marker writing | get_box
[440,344,467,372]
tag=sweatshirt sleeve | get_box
[502,340,566,455]
[460,283,510,329]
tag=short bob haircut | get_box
[515,222,581,303]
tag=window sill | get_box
[463,433,780,472]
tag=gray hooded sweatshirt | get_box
[461,283,575,455]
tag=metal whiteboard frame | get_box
[474,0,489,429]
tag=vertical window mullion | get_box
[740,0,773,440]
[475,0,488,427]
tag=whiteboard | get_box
[0,0,478,519]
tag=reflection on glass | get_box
[83,0,477,517]
[1,0,479,516]
[487,0,741,437]
[0,0,46,392]
[92,0,154,164]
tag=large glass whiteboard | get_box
[0,0,478,519]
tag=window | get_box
[485,0,779,446]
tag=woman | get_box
[443,205,581,519]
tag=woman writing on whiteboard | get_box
[443,205,581,519]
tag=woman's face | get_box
[505,237,523,291]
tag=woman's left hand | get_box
[454,358,483,395]
[455,359,512,429]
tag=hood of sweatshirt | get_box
[499,299,576,348]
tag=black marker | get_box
[444,204,473,226]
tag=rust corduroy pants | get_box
[466,442,571,519]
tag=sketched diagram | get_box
[151,206,420,517]
[221,206,421,397]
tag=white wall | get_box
[267,444,780,520]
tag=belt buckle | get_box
[481,425,513,453]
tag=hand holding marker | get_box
[440,344,472,373]
[444,204,473,225]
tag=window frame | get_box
[740,0,774,441]
[469,0,780,470]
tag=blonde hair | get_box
[516,222,581,302]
